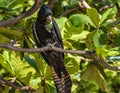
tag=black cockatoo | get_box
[32,4,72,93]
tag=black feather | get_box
[32,4,72,93]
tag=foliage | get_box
[0,0,120,93]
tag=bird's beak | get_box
[46,15,52,22]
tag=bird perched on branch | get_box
[32,4,72,93]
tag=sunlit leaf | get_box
[100,8,116,25]
[70,31,89,41]
[69,14,94,27]
[0,27,23,40]
[0,54,14,75]
[24,56,40,73]
[87,8,100,28]
[46,81,56,93]
[0,33,10,43]
[65,56,79,74]
[55,17,67,32]
[30,77,41,89]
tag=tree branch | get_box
[79,0,91,9]
[99,4,114,12]
[0,0,43,27]
[60,6,84,17]
[0,77,35,91]
[115,2,120,17]
[47,0,56,10]
[0,43,120,71]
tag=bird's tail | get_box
[50,65,72,93]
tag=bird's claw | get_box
[47,42,57,50]
[47,43,52,50]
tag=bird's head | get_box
[37,4,52,23]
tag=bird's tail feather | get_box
[50,66,72,93]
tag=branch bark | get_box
[60,6,84,17]
[0,0,43,27]
[47,0,56,10]
[0,43,120,71]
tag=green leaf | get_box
[55,17,67,32]
[86,31,96,50]
[46,81,56,93]
[93,30,107,56]
[0,0,15,7]
[33,54,45,75]
[69,14,94,27]
[9,0,25,9]
[70,31,89,41]
[107,47,120,56]
[0,14,3,21]
[0,51,16,75]
[63,40,73,49]
[0,33,10,43]
[81,64,107,92]
[93,30,107,48]
[24,56,40,73]
[64,19,85,40]
[100,8,116,25]
[15,90,21,93]
[0,27,23,40]
[44,64,52,79]
[87,8,100,28]
[65,56,79,74]
[30,77,41,89]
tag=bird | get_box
[32,4,72,93]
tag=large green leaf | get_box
[0,0,15,7]
[69,14,94,27]
[0,27,23,40]
[0,14,3,21]
[86,31,96,50]
[107,47,120,57]
[0,53,14,75]
[65,56,79,74]
[93,30,107,48]
[65,19,83,35]
[55,17,67,32]
[24,56,40,73]
[30,77,41,89]
[44,64,52,79]
[92,30,107,56]
[87,8,100,28]
[100,8,116,25]
[46,81,56,93]
[70,31,89,41]
[81,64,107,92]
[0,33,10,43]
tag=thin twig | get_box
[60,6,84,17]
[80,57,92,62]
[11,77,17,83]
[115,2,120,17]
[0,0,43,27]
[80,0,91,9]
[99,4,114,12]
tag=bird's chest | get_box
[38,27,57,45]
